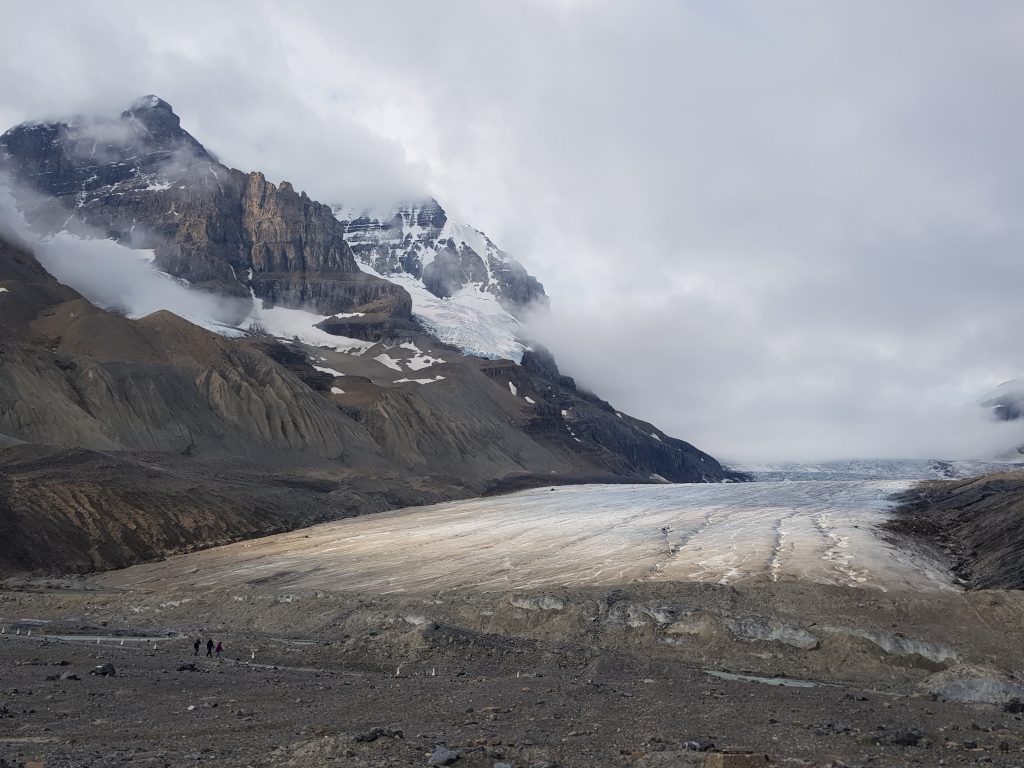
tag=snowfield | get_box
[335,204,529,362]
[366,270,525,362]
[97,481,955,594]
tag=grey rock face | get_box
[1,96,409,317]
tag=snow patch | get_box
[508,381,518,396]
[354,266,525,362]
[374,353,403,372]
[330,387,345,395]
[246,293,373,353]
[524,396,536,404]
[408,352,444,371]
[313,365,344,377]
[395,374,446,385]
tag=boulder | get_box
[427,746,460,766]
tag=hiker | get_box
[193,638,200,656]
[206,638,214,657]
[215,641,223,659]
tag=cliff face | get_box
[1,97,409,316]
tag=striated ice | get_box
[97,481,958,595]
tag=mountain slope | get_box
[0,236,389,461]
[0,97,738,574]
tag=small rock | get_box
[879,729,922,747]
[175,662,196,672]
[1004,697,1024,713]
[59,672,80,681]
[354,726,404,742]
[90,662,116,677]
[683,739,715,751]
[428,746,460,766]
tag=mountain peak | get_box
[120,95,203,152]
[126,94,174,114]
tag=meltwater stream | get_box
[96,480,956,594]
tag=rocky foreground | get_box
[3,579,1024,768]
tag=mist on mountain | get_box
[0,180,249,328]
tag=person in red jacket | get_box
[215,641,223,659]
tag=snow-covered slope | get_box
[333,199,547,361]
[355,261,526,361]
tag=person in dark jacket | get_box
[215,641,223,659]
[206,638,214,657]
[193,638,200,656]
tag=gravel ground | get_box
[3,580,1024,768]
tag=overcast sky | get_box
[4,0,1024,462]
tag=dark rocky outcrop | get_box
[478,358,729,483]
[886,471,1024,589]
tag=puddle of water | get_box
[705,669,819,688]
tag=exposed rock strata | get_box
[1,97,408,316]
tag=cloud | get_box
[3,1,1024,461]
[0,180,250,329]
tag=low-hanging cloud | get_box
[0,181,250,329]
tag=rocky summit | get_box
[1,95,407,315]
[0,96,735,575]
